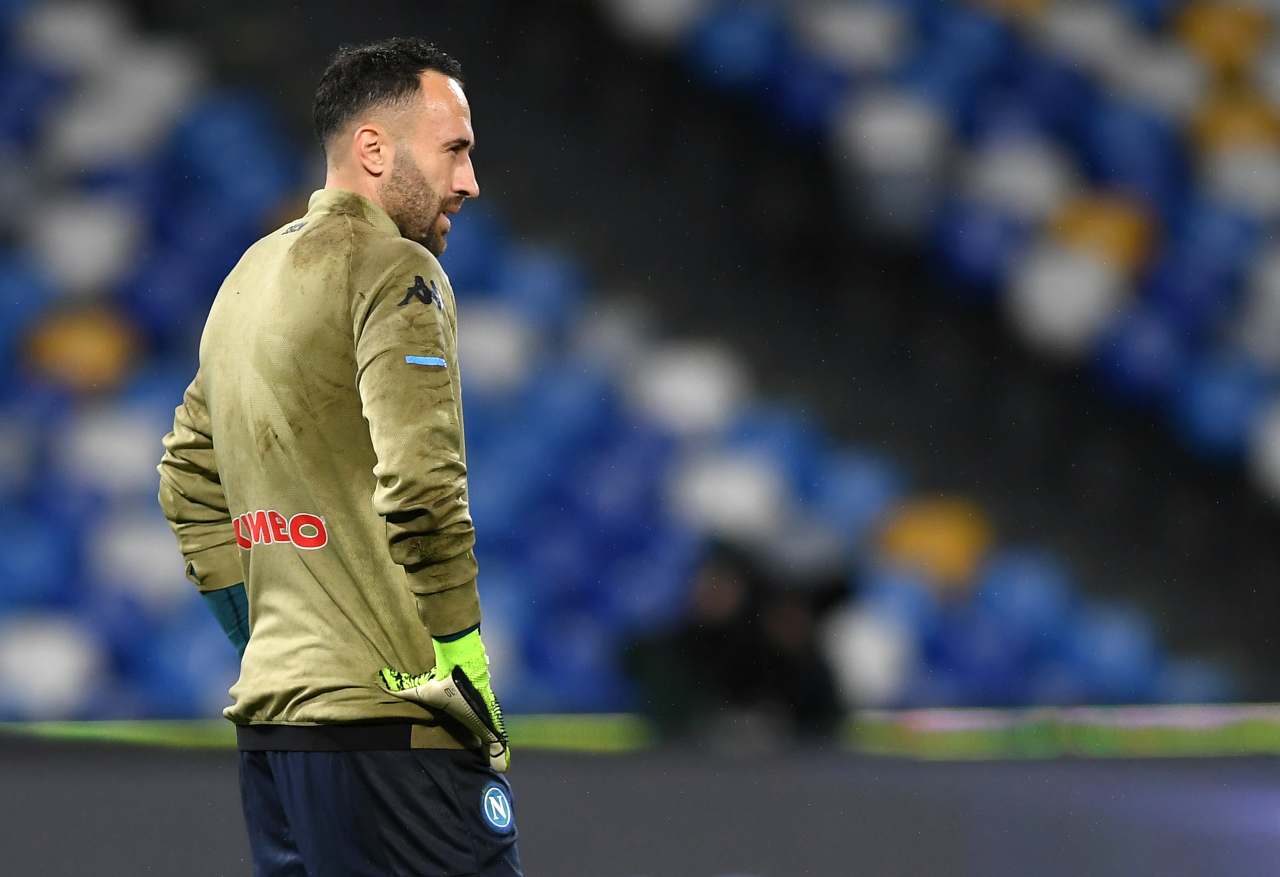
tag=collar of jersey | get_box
[307,189,402,237]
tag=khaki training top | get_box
[158,189,482,744]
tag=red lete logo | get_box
[233,510,328,550]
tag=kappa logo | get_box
[397,275,444,310]
[233,510,328,550]
[480,783,514,834]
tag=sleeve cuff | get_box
[186,542,245,593]
[404,548,479,596]
[414,581,481,638]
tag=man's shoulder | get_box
[356,231,445,274]
[236,209,355,272]
[349,231,449,295]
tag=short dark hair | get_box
[313,37,464,153]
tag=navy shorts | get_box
[237,727,522,877]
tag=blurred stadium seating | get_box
[601,0,1280,489]
[0,0,1254,728]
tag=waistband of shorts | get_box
[236,722,417,751]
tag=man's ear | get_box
[353,124,391,177]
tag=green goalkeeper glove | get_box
[380,626,510,772]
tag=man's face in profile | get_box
[381,72,479,256]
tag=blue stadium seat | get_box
[74,589,164,679]
[599,525,702,634]
[518,361,617,453]
[566,449,667,548]
[1025,659,1091,707]
[522,608,633,712]
[900,7,1011,127]
[166,95,295,224]
[975,550,1075,663]
[1167,199,1259,281]
[1065,605,1161,704]
[930,603,1025,706]
[0,57,67,149]
[1111,0,1179,29]
[136,598,240,717]
[0,510,79,609]
[808,449,904,548]
[116,249,223,353]
[725,406,827,501]
[685,1,787,92]
[0,253,54,375]
[934,199,1029,294]
[495,246,585,333]
[859,564,942,641]
[1080,98,1186,210]
[1144,250,1240,339]
[441,206,506,292]
[767,44,850,135]
[1173,353,1269,459]
[1156,658,1236,705]
[1093,304,1191,402]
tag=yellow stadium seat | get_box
[878,498,995,592]
[1178,2,1271,77]
[25,307,139,393]
[1050,194,1156,274]
[1192,88,1280,152]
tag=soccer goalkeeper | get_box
[156,38,521,876]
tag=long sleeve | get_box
[353,248,480,636]
[157,370,243,593]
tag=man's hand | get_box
[380,627,510,772]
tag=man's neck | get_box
[323,171,382,212]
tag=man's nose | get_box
[456,156,479,199]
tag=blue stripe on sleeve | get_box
[405,355,448,367]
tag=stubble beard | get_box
[383,152,447,256]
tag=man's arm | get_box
[359,245,511,770]
[157,371,248,654]
[353,248,480,638]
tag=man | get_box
[157,38,522,876]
